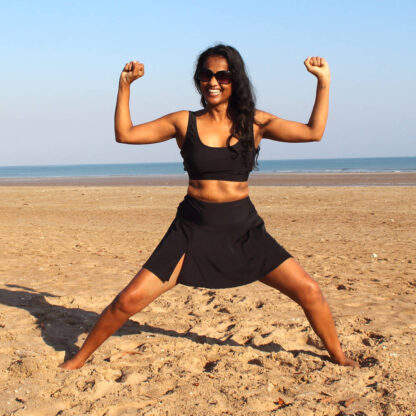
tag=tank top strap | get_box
[185,111,198,144]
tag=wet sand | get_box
[0,185,415,415]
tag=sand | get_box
[1,171,415,186]
[0,185,415,415]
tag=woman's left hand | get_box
[304,56,330,83]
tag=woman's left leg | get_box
[260,258,359,367]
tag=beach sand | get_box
[1,171,415,186]
[0,184,415,415]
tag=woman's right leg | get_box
[60,254,185,370]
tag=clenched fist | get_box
[120,61,144,86]
[304,57,330,83]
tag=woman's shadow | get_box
[0,284,327,362]
[0,284,144,360]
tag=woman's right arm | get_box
[114,61,184,144]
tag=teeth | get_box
[208,89,221,95]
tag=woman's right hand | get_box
[119,61,144,86]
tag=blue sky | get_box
[1,0,415,166]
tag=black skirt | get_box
[142,195,292,289]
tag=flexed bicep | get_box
[256,56,330,145]
[116,111,187,145]
[257,110,317,143]
[120,112,185,145]
[114,58,187,145]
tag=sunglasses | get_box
[198,68,232,84]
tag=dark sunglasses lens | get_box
[198,68,212,82]
[216,71,232,84]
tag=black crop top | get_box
[180,111,256,182]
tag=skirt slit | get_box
[142,219,189,283]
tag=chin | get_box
[204,96,227,106]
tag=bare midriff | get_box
[187,180,249,202]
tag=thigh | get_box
[260,257,318,304]
[120,253,185,302]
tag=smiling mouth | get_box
[207,89,221,96]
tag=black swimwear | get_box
[180,111,254,182]
[142,111,292,288]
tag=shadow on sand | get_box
[0,284,329,363]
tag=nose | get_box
[207,75,220,88]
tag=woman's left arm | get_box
[259,57,331,143]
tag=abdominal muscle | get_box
[187,179,249,202]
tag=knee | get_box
[297,279,324,307]
[112,289,146,316]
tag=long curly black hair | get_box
[193,44,260,171]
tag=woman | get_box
[61,44,358,370]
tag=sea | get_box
[0,157,415,179]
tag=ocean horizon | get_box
[0,157,415,179]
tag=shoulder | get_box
[253,110,283,146]
[255,109,279,126]
[165,110,193,143]
[164,110,189,125]
[159,110,189,135]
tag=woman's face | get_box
[199,55,232,107]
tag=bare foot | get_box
[331,353,360,368]
[59,356,86,370]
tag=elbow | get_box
[304,133,322,142]
[308,129,323,142]
[115,135,124,143]
[306,125,324,142]
[114,129,129,143]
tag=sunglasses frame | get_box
[198,68,233,85]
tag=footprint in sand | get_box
[115,369,148,385]
[231,326,260,344]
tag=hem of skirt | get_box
[261,254,293,278]
[142,250,188,283]
[176,255,294,289]
[141,266,169,283]
[177,278,258,289]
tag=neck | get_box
[205,102,230,122]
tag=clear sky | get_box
[1,0,415,166]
